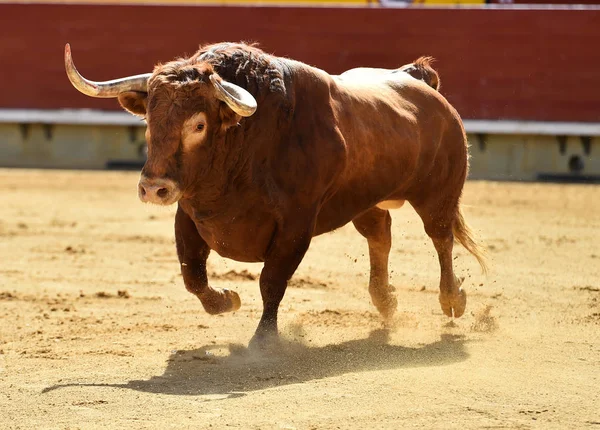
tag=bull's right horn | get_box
[65,43,151,98]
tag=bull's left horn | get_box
[65,43,151,98]
[209,74,257,117]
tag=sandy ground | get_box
[0,168,599,429]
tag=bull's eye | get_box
[182,113,207,148]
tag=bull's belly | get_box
[186,195,406,260]
[314,191,407,235]
[376,199,406,210]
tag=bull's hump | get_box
[334,68,414,88]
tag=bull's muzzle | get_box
[138,176,182,205]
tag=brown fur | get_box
[109,42,485,343]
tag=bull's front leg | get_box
[175,204,240,314]
[250,219,315,348]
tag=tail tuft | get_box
[399,56,441,91]
[453,206,488,275]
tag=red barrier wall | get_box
[1,4,599,122]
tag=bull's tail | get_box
[399,56,441,91]
[453,205,489,275]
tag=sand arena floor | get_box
[0,168,599,429]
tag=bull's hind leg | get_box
[411,201,466,318]
[352,207,398,321]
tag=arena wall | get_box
[1,3,599,122]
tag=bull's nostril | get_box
[140,186,146,196]
[156,187,169,198]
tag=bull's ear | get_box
[118,91,148,117]
[218,103,242,133]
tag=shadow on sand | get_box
[43,330,468,398]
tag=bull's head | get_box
[65,44,257,205]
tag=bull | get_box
[65,42,487,346]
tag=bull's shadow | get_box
[43,330,468,397]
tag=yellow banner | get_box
[1,0,374,4]
[0,0,486,4]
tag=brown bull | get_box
[65,42,487,346]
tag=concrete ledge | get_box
[463,119,600,136]
[0,111,598,178]
[2,109,599,136]
[0,109,145,126]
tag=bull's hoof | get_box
[439,287,467,318]
[200,288,241,315]
[223,288,241,312]
[370,284,398,322]
[248,330,280,352]
[373,294,398,322]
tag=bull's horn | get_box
[65,43,151,98]
[209,74,257,117]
